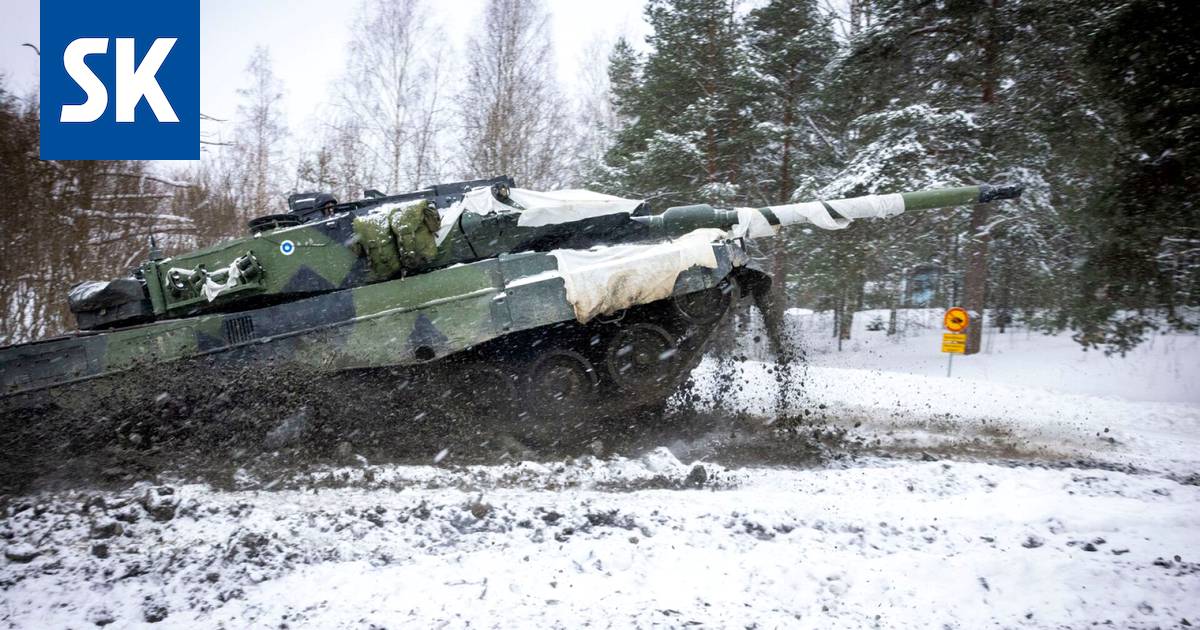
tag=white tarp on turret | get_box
[437,187,644,244]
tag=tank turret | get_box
[90,182,1021,329]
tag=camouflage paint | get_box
[2,242,737,397]
[899,186,981,212]
[149,215,366,316]
[1,184,1023,398]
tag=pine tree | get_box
[743,0,838,327]
[607,37,641,134]
[814,0,1120,349]
[744,0,837,205]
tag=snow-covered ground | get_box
[4,454,1198,628]
[2,315,1199,628]
[791,308,1200,404]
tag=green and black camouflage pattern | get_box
[0,180,1021,398]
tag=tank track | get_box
[416,278,738,444]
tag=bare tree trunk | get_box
[963,0,1002,355]
[887,272,899,336]
[779,87,795,202]
[835,293,845,351]
[765,119,797,354]
[838,285,854,343]
[963,203,990,354]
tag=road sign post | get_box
[942,307,969,377]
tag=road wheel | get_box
[523,349,599,443]
[672,278,734,326]
[604,323,681,397]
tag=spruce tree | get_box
[743,0,838,325]
[744,0,837,205]
[814,0,1120,349]
[603,0,761,206]
[1070,0,1200,353]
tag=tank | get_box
[0,176,1022,439]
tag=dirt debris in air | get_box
[0,341,1093,494]
[0,345,812,491]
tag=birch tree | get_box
[572,37,619,186]
[232,46,289,220]
[341,0,447,193]
[459,0,572,189]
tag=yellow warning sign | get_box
[941,333,966,354]
[944,307,970,332]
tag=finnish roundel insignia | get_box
[280,240,296,256]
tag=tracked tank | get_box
[0,176,1022,447]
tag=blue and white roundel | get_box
[279,240,296,256]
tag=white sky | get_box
[0,0,650,158]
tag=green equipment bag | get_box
[352,200,442,279]
[391,200,441,269]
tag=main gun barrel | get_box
[760,183,1023,229]
[635,183,1023,237]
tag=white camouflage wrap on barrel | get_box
[767,193,906,230]
[734,207,776,238]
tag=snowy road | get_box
[2,452,1198,628]
[3,334,1199,629]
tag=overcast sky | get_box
[0,0,650,152]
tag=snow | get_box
[790,309,1200,404]
[690,357,1200,475]
[2,456,1197,628]
[2,312,1198,628]
[71,208,196,224]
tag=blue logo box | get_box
[40,0,199,160]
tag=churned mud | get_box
[0,348,1111,495]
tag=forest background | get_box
[0,0,1195,354]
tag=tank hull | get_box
[2,241,752,399]
[0,239,766,490]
